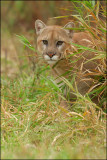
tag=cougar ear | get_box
[63,22,75,38]
[35,19,46,35]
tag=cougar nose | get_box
[47,52,56,58]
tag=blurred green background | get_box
[1,1,74,33]
[1,0,105,32]
[1,1,76,76]
[1,0,106,76]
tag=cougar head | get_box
[35,20,74,65]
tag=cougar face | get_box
[35,20,74,65]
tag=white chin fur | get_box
[52,55,59,61]
[47,61,57,65]
[44,55,59,65]
[44,55,51,61]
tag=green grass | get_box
[1,67,106,159]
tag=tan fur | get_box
[35,20,99,106]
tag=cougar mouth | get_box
[44,55,59,61]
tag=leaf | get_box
[16,34,36,51]
[84,54,105,64]
[52,15,71,19]
[71,42,105,54]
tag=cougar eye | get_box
[56,41,63,46]
[42,40,48,45]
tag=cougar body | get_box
[35,20,99,105]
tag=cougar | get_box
[35,19,100,107]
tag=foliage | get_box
[1,72,106,159]
[54,1,106,110]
